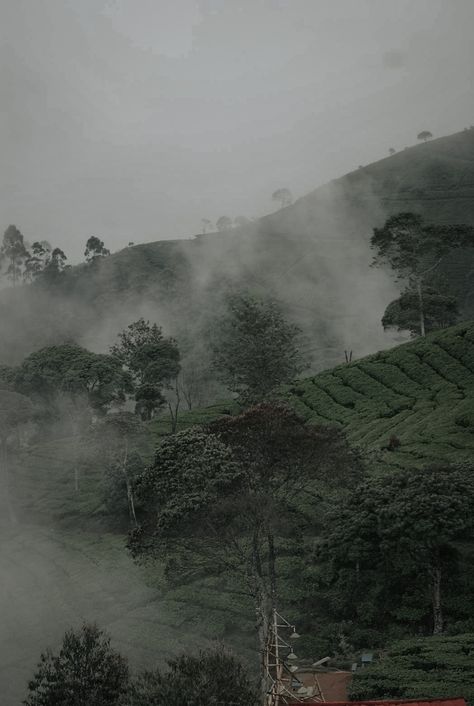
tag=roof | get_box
[289,696,467,706]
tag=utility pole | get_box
[265,609,324,705]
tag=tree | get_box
[0,389,34,523]
[200,218,213,234]
[24,243,68,284]
[417,130,433,142]
[131,403,359,698]
[211,293,306,404]
[350,633,474,702]
[110,319,180,421]
[324,465,474,636]
[389,148,396,155]
[17,344,132,416]
[371,212,474,336]
[23,241,51,282]
[84,236,110,261]
[24,623,129,706]
[125,649,258,706]
[382,286,459,337]
[272,188,293,208]
[16,344,132,490]
[0,224,29,285]
[216,216,233,232]
[89,412,148,527]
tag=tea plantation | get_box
[281,321,474,471]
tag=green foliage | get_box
[0,389,34,441]
[110,319,180,420]
[84,236,110,261]
[211,293,306,404]
[16,344,132,415]
[323,465,474,636]
[24,623,129,706]
[383,287,459,337]
[125,649,258,706]
[350,633,474,701]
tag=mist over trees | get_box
[211,293,306,404]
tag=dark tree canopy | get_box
[350,633,474,702]
[110,319,180,420]
[24,623,129,706]
[382,287,459,336]
[16,344,132,414]
[324,465,474,636]
[417,130,433,142]
[131,403,359,695]
[125,649,258,706]
[84,236,110,261]
[211,293,306,403]
[371,212,474,336]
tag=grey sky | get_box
[2,0,474,261]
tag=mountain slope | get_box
[2,129,474,368]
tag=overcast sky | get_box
[2,0,474,261]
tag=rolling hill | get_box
[2,129,474,370]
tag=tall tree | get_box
[0,225,29,285]
[272,188,293,208]
[200,218,213,234]
[131,403,359,698]
[324,465,474,636]
[211,293,306,404]
[89,412,148,527]
[110,319,180,421]
[125,649,258,706]
[371,212,474,336]
[382,286,459,337]
[24,623,129,706]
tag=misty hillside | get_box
[3,320,474,704]
[3,129,474,369]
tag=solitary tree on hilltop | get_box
[216,216,233,232]
[84,236,110,261]
[389,147,396,155]
[417,130,433,143]
[272,187,293,208]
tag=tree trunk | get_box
[432,563,443,635]
[121,441,138,528]
[416,279,426,337]
[168,379,180,433]
[1,438,17,524]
